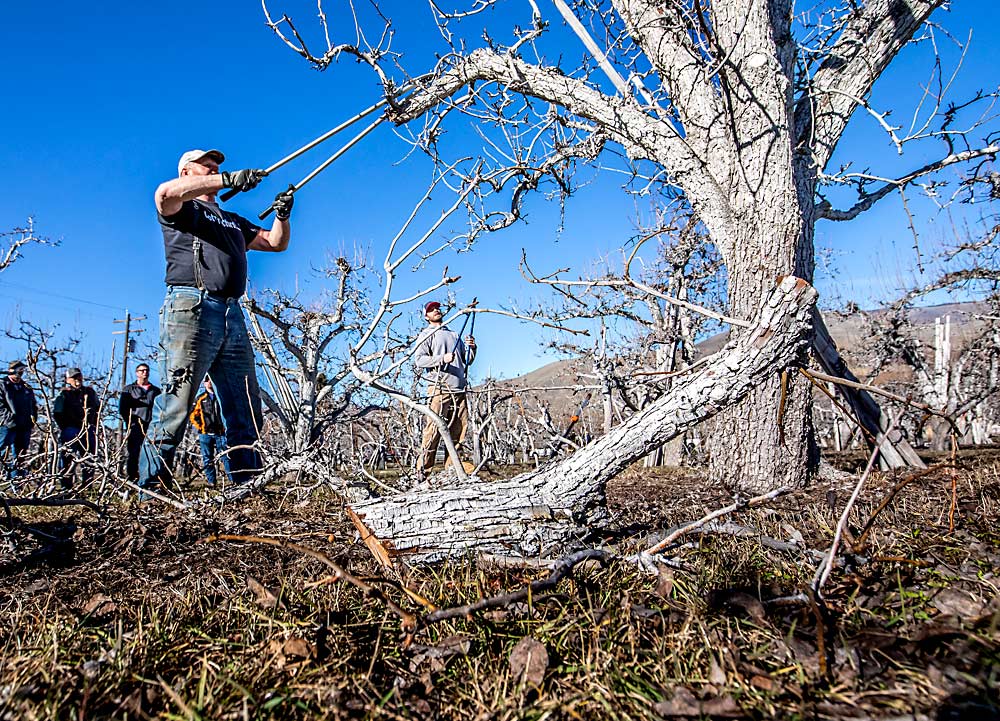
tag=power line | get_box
[0,279,126,311]
[0,291,116,321]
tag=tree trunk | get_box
[709,218,818,492]
[351,277,816,561]
[701,0,819,494]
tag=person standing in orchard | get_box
[0,360,37,481]
[413,301,477,473]
[139,149,295,490]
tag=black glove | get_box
[273,185,295,221]
[220,168,266,192]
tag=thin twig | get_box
[644,485,793,556]
[423,549,610,623]
[812,415,900,596]
[853,463,954,550]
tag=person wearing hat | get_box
[138,149,295,490]
[413,301,477,472]
[118,363,161,482]
[0,360,37,480]
[53,367,101,487]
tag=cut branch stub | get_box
[350,277,818,562]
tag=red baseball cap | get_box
[424,301,441,313]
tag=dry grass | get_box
[2,455,999,720]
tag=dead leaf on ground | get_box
[709,590,767,624]
[267,635,315,669]
[509,636,548,687]
[246,575,283,609]
[24,579,49,594]
[655,565,675,598]
[709,657,727,686]
[654,687,742,718]
[81,594,117,617]
[283,636,314,660]
[409,635,472,673]
[932,589,985,619]
[749,675,775,692]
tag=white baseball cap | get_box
[177,149,225,175]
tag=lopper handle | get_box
[258,204,275,221]
[219,187,239,202]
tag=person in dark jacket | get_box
[0,360,38,480]
[118,363,161,481]
[189,377,231,486]
[53,367,101,487]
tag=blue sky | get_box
[0,1,997,383]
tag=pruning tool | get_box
[457,297,478,375]
[217,80,420,219]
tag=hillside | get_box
[483,301,990,431]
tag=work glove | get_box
[220,168,266,192]
[273,185,295,221]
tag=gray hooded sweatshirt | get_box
[413,324,476,391]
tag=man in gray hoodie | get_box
[413,301,477,472]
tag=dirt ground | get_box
[1,451,998,720]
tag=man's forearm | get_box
[157,175,224,206]
[267,217,290,251]
[249,217,291,252]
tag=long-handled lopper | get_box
[220,79,422,217]
[219,91,400,203]
[257,115,386,220]
[456,298,478,376]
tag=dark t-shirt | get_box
[158,199,262,298]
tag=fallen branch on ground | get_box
[642,486,793,560]
[350,277,818,562]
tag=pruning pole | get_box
[220,84,414,202]
[258,115,386,220]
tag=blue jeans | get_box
[139,287,262,486]
[198,433,232,485]
[0,425,31,479]
[59,426,96,486]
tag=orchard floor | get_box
[1,450,998,720]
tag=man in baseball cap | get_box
[53,367,100,487]
[412,301,477,472]
[0,360,37,481]
[137,147,297,491]
[176,149,225,176]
